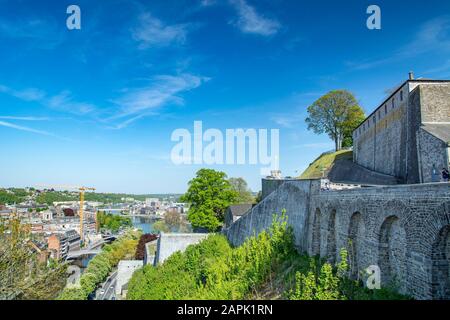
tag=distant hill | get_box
[299,150,353,179]
[0,187,183,205]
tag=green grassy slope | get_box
[299,150,352,179]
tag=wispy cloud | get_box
[132,12,188,48]
[0,18,64,49]
[0,84,96,116]
[347,16,450,71]
[0,116,50,121]
[229,0,280,36]
[0,120,52,136]
[0,85,45,101]
[110,73,209,128]
[46,91,96,115]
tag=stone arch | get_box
[348,212,365,279]
[327,209,337,264]
[312,208,321,256]
[431,225,450,299]
[378,215,407,293]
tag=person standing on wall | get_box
[442,168,449,182]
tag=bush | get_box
[135,234,158,260]
[127,212,295,300]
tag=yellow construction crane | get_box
[36,185,96,242]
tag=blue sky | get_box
[1,0,450,193]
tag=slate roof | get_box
[228,204,253,217]
[422,123,450,144]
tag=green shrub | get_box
[127,212,295,300]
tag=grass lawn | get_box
[299,150,352,179]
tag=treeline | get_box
[0,189,30,205]
[0,187,182,206]
[57,230,140,300]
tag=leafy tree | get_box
[152,220,170,233]
[0,218,67,300]
[229,177,254,204]
[97,211,132,233]
[164,211,181,229]
[254,191,262,203]
[305,90,365,151]
[181,169,238,232]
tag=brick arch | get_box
[312,208,321,256]
[327,209,337,264]
[378,215,407,293]
[348,212,365,279]
[431,201,450,300]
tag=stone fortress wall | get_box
[225,178,450,300]
[225,76,450,299]
[352,79,450,184]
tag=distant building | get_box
[224,204,253,228]
[41,210,53,221]
[145,198,160,209]
[47,230,81,260]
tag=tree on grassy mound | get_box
[305,90,365,151]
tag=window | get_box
[373,117,376,124]
[400,90,403,101]
[385,104,387,114]
[378,110,381,120]
[392,99,395,109]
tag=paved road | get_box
[96,270,117,300]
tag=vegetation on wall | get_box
[57,230,140,300]
[127,213,295,299]
[134,234,158,260]
[127,212,409,300]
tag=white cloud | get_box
[0,84,95,115]
[132,13,188,48]
[230,0,280,36]
[0,120,59,138]
[113,73,209,119]
[0,85,45,101]
[0,116,50,121]
[46,91,95,115]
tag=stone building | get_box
[224,204,253,228]
[352,74,450,183]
